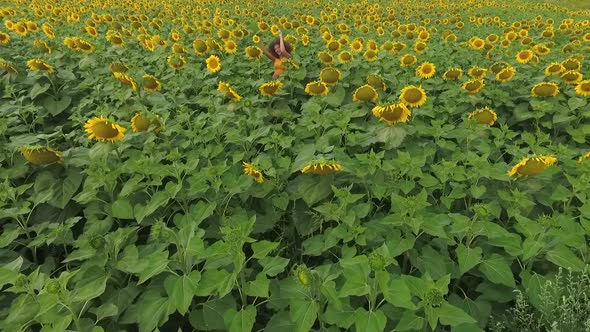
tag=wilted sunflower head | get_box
[507,156,557,177]
[143,74,161,92]
[468,106,497,127]
[353,84,379,102]
[301,161,344,175]
[531,82,559,97]
[113,71,137,91]
[304,81,329,96]
[84,116,126,142]
[19,145,64,165]
[259,80,283,96]
[399,85,427,108]
[26,59,54,73]
[320,67,341,85]
[372,103,411,125]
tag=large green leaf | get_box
[478,254,516,288]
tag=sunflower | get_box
[578,151,590,163]
[400,54,417,67]
[562,58,581,71]
[515,49,534,64]
[489,62,509,75]
[113,72,137,91]
[381,41,394,52]
[533,44,551,56]
[318,51,334,65]
[131,113,150,132]
[259,80,283,96]
[242,161,264,183]
[42,23,55,39]
[468,106,497,127]
[399,85,427,108]
[372,103,411,125]
[0,61,18,75]
[462,79,485,93]
[84,116,126,142]
[416,62,436,79]
[85,26,98,38]
[204,55,221,73]
[367,74,387,91]
[561,70,583,84]
[109,62,129,74]
[19,145,64,165]
[223,39,237,54]
[441,68,462,80]
[507,156,557,177]
[172,43,188,54]
[353,84,379,102]
[392,42,407,52]
[14,23,27,37]
[350,40,363,53]
[33,40,51,54]
[338,51,353,64]
[107,33,125,47]
[26,59,54,73]
[363,50,378,62]
[193,38,209,55]
[413,41,427,53]
[0,32,10,44]
[143,74,161,92]
[217,81,242,102]
[531,82,559,97]
[496,66,516,82]
[467,66,487,79]
[470,37,486,50]
[302,161,344,175]
[326,39,341,52]
[575,80,590,97]
[544,62,565,76]
[305,81,329,96]
[320,67,341,86]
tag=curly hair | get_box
[267,37,292,59]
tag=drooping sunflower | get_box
[353,84,379,102]
[107,33,125,47]
[172,43,188,54]
[399,85,427,108]
[578,151,590,163]
[338,51,353,64]
[42,23,55,39]
[489,61,509,75]
[0,61,18,75]
[305,81,329,96]
[143,74,161,92]
[544,62,565,76]
[507,156,558,177]
[217,81,242,102]
[205,55,221,73]
[416,62,436,79]
[372,103,411,125]
[531,82,559,97]
[496,66,516,82]
[259,80,283,96]
[301,161,344,175]
[75,38,96,53]
[515,49,534,64]
[367,74,387,91]
[33,40,51,54]
[575,80,590,97]
[462,79,485,93]
[467,66,487,79]
[109,62,129,74]
[245,46,262,60]
[400,54,417,67]
[0,31,10,44]
[26,59,54,73]
[468,106,497,127]
[19,145,64,165]
[193,38,209,55]
[242,161,264,183]
[84,116,126,142]
[113,72,137,91]
[318,51,334,65]
[131,112,150,132]
[363,50,378,62]
[561,70,583,84]
[442,68,463,80]
[320,67,341,86]
[562,58,581,71]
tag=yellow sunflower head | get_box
[442,68,463,80]
[507,156,557,177]
[468,106,497,127]
[304,81,329,96]
[363,49,378,62]
[400,53,417,67]
[416,62,436,79]
[301,161,344,175]
[75,38,96,53]
[84,116,126,142]
[367,74,387,91]
[531,82,559,97]
[109,62,129,74]
[0,32,10,45]
[544,62,565,76]
[561,70,583,84]
[242,161,264,183]
[467,66,487,79]
[372,103,411,125]
[193,38,209,55]
[33,40,51,54]
[495,66,516,82]
[338,51,353,64]
[205,55,221,73]
[245,46,262,60]
[489,61,509,74]
[462,79,485,93]
[223,39,238,54]
[562,58,581,71]
[217,81,242,102]
[399,85,427,108]
[26,59,54,73]
[19,145,64,165]
[143,74,161,92]
[113,71,137,91]
[259,80,283,96]
[318,51,334,65]
[575,80,590,97]
[320,67,342,86]
[515,49,534,64]
[0,61,18,75]
[353,84,379,102]
[578,151,590,163]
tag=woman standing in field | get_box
[258,29,292,79]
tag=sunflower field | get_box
[2,0,590,331]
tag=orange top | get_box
[274,58,286,77]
